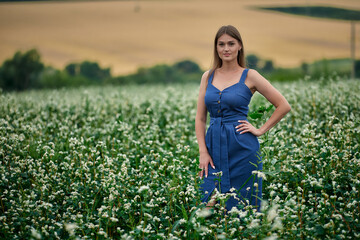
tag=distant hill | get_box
[259,6,360,21]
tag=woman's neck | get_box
[219,61,242,73]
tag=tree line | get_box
[0,49,358,92]
[0,49,204,92]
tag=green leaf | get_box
[257,106,267,113]
[266,105,274,112]
[249,112,263,119]
[181,204,188,221]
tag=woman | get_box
[195,25,291,212]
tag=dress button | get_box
[217,100,220,104]
[219,92,222,95]
[217,109,221,113]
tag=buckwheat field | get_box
[1,75,359,239]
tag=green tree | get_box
[0,49,44,91]
[355,60,360,78]
[65,61,111,82]
[38,66,89,89]
[301,62,309,75]
[173,60,201,74]
[80,61,110,81]
[262,60,274,72]
[246,54,259,69]
[134,64,175,84]
[64,63,80,77]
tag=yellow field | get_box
[0,0,359,75]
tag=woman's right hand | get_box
[198,152,215,178]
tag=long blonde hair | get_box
[208,25,246,81]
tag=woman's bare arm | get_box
[236,70,291,136]
[195,71,215,177]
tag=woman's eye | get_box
[229,43,234,46]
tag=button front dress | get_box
[200,68,263,212]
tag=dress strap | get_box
[208,70,215,84]
[239,68,249,83]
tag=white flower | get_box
[64,223,77,236]
[260,200,268,212]
[267,204,279,222]
[196,208,212,218]
[239,211,248,218]
[212,171,223,177]
[179,219,187,224]
[249,219,260,228]
[264,234,278,240]
[229,187,237,192]
[31,228,41,240]
[228,207,240,215]
[272,218,283,230]
[252,170,267,180]
[138,185,150,193]
[217,233,226,239]
[124,203,131,210]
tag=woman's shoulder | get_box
[246,68,271,89]
[246,68,260,76]
[202,70,211,79]
[200,70,212,83]
[246,68,264,81]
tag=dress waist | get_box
[209,115,247,126]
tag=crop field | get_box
[1,75,359,239]
[0,0,359,75]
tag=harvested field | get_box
[0,0,359,75]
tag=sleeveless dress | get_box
[200,68,263,212]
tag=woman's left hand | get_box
[235,120,263,136]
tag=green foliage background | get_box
[0,49,357,92]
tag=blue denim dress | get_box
[200,68,263,212]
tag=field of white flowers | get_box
[1,75,359,239]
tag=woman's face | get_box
[217,34,241,63]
